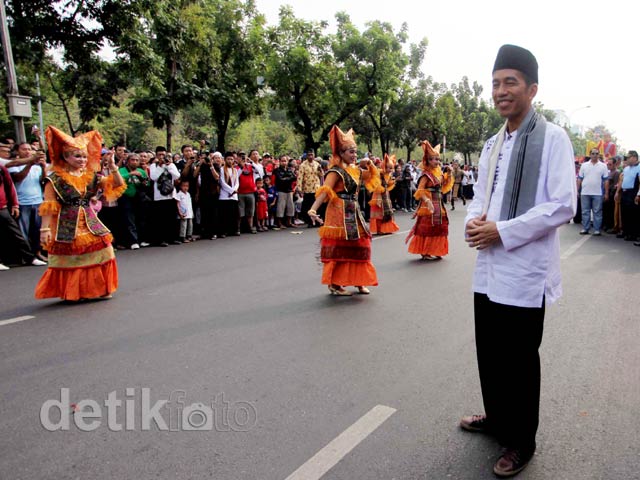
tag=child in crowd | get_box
[264,175,277,229]
[255,177,268,232]
[175,180,194,242]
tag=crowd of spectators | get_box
[2,132,638,272]
[574,150,640,244]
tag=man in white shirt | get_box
[149,146,181,246]
[577,149,609,235]
[460,45,576,478]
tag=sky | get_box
[255,0,640,153]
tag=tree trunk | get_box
[215,112,230,153]
[166,118,173,152]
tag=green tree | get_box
[265,10,417,151]
[360,26,427,155]
[450,77,499,164]
[3,1,143,132]
[390,78,442,161]
[120,0,211,150]
[198,0,267,152]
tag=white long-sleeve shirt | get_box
[219,166,239,200]
[464,122,577,308]
[149,163,180,201]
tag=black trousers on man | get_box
[151,199,178,244]
[118,195,145,247]
[199,196,219,239]
[301,192,316,226]
[474,293,545,451]
[620,190,639,240]
[0,207,34,265]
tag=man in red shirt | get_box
[0,164,46,269]
[237,154,258,234]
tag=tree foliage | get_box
[1,0,609,159]
[197,0,266,152]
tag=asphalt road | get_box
[1,207,639,480]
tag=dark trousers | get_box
[0,207,33,265]
[474,293,545,450]
[358,187,371,221]
[118,195,145,246]
[151,199,178,244]
[621,190,639,239]
[301,192,316,226]
[218,199,239,235]
[98,206,121,245]
[199,196,219,238]
[602,197,615,231]
[17,204,41,255]
[398,185,409,210]
[573,194,582,224]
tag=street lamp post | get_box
[0,0,30,143]
[568,105,591,129]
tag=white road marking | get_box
[284,404,397,480]
[372,230,410,241]
[0,315,35,327]
[561,235,591,259]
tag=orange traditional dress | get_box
[368,154,400,235]
[35,127,126,301]
[316,126,378,288]
[406,142,453,258]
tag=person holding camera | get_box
[274,154,297,229]
[118,153,149,249]
[149,146,180,246]
[0,160,45,270]
[236,154,258,234]
[218,152,240,237]
[194,151,221,240]
[8,142,48,262]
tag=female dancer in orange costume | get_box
[307,125,378,296]
[368,153,400,235]
[405,140,453,260]
[35,126,126,301]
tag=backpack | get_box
[157,168,174,195]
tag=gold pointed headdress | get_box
[329,125,357,167]
[421,140,441,163]
[45,126,104,171]
[383,153,396,172]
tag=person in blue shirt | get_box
[264,175,277,229]
[8,142,47,261]
[615,150,640,242]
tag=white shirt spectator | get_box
[174,190,194,219]
[149,163,180,201]
[251,161,264,181]
[219,165,239,200]
[578,160,608,196]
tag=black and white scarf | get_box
[483,108,547,220]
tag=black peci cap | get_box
[493,44,538,83]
